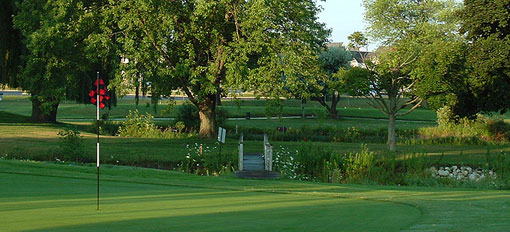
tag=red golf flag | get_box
[89,78,108,109]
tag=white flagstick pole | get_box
[96,71,100,210]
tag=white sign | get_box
[218,127,226,143]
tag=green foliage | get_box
[319,46,352,75]
[119,110,192,138]
[344,145,375,183]
[348,31,368,50]
[179,143,236,176]
[301,46,352,119]
[264,99,284,119]
[485,151,510,189]
[215,107,229,128]
[0,0,22,87]
[55,129,88,162]
[118,110,159,138]
[416,116,510,145]
[90,119,120,136]
[356,0,462,150]
[460,0,510,115]
[175,103,200,131]
[13,0,111,121]
[436,106,457,128]
[338,67,372,96]
[102,0,329,137]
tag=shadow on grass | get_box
[21,197,420,232]
[0,111,30,123]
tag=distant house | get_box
[326,42,372,68]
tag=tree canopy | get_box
[14,0,113,122]
[359,0,462,151]
[460,0,510,115]
[103,0,329,137]
[0,0,22,87]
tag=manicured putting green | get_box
[1,166,419,231]
[3,160,510,232]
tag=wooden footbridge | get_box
[234,134,280,179]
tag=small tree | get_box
[310,46,352,119]
[354,0,462,151]
[343,48,423,152]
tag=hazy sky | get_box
[316,0,367,46]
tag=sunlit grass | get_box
[1,160,509,231]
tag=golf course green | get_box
[1,160,509,231]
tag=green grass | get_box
[2,160,510,231]
[226,117,436,130]
[0,95,436,121]
[2,121,509,166]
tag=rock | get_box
[469,173,478,181]
[438,170,450,177]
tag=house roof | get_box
[350,51,371,64]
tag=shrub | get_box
[118,110,161,137]
[264,99,284,119]
[175,102,199,131]
[215,107,229,127]
[415,116,510,145]
[119,110,192,138]
[90,119,120,136]
[344,145,375,183]
[436,105,456,128]
[179,143,236,176]
[55,129,89,162]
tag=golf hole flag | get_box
[89,78,110,109]
[90,72,108,210]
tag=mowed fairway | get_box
[2,160,510,232]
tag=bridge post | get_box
[238,133,243,171]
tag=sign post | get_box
[217,127,226,169]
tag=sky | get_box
[316,0,368,48]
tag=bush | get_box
[415,116,510,145]
[55,129,89,162]
[215,107,229,127]
[90,119,120,136]
[264,99,284,119]
[179,143,236,176]
[118,110,161,137]
[119,110,192,138]
[228,125,406,144]
[175,102,200,131]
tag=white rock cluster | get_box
[429,166,497,182]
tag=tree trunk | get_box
[198,95,216,138]
[329,94,340,120]
[135,81,140,109]
[387,114,396,152]
[216,89,222,106]
[31,99,59,123]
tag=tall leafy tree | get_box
[0,0,23,87]
[103,0,329,137]
[14,0,113,122]
[460,0,510,115]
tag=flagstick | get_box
[96,71,100,211]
